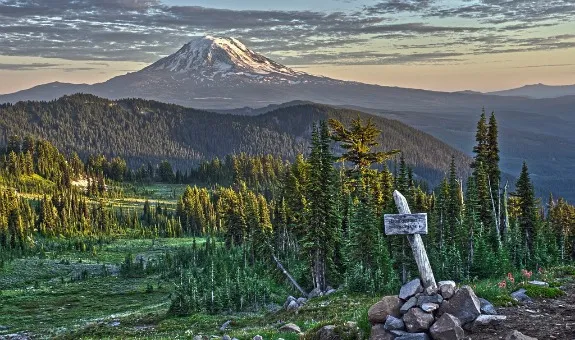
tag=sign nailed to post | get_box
[384,213,427,235]
[385,190,437,291]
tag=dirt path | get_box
[469,281,575,339]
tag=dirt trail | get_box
[469,281,575,340]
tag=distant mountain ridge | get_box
[0,94,471,187]
[488,83,575,99]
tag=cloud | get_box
[511,63,575,69]
[427,0,575,24]
[0,62,60,70]
[0,0,574,66]
[364,0,434,15]
[61,67,98,72]
[277,50,465,66]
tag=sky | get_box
[0,0,574,94]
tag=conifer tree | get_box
[447,156,463,244]
[514,161,538,263]
[303,122,340,291]
[329,117,399,173]
[472,109,488,170]
[486,113,501,198]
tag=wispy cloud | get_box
[0,62,60,70]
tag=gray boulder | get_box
[390,330,409,337]
[278,323,301,334]
[220,320,232,331]
[222,336,231,340]
[505,330,538,340]
[465,315,507,332]
[308,288,322,299]
[325,289,337,296]
[383,315,405,331]
[479,298,498,315]
[370,324,395,340]
[438,281,456,300]
[429,313,464,340]
[438,285,481,324]
[317,325,340,340]
[297,297,307,305]
[403,307,435,333]
[511,289,533,304]
[286,300,299,312]
[400,279,424,300]
[396,333,431,340]
[528,280,548,287]
[253,336,263,340]
[368,296,402,325]
[437,280,456,288]
[417,294,443,306]
[400,297,418,314]
[421,303,439,313]
[284,296,296,309]
[425,285,438,296]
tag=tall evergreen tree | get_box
[447,156,463,244]
[514,161,538,263]
[486,112,501,194]
[303,122,340,291]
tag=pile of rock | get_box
[369,279,506,340]
[284,296,308,312]
[283,287,337,312]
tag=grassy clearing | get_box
[0,237,378,339]
[1,238,573,339]
[117,183,189,201]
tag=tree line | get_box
[1,111,574,312]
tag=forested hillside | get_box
[1,111,574,339]
[0,94,470,186]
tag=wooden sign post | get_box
[385,190,437,290]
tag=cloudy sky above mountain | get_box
[0,0,574,93]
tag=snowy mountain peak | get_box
[144,35,302,77]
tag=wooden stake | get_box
[392,190,437,290]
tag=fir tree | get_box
[514,161,538,263]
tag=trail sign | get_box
[385,190,437,290]
[384,213,427,235]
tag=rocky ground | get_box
[469,281,575,340]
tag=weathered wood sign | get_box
[385,190,437,290]
[384,213,427,235]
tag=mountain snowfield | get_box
[144,36,306,82]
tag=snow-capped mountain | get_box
[0,35,573,114]
[78,35,346,106]
[143,36,304,81]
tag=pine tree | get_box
[303,122,341,291]
[471,109,488,170]
[446,156,463,244]
[328,116,400,174]
[486,112,501,198]
[514,161,538,264]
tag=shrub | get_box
[521,284,564,299]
